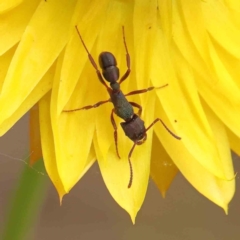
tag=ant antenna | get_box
[122,26,129,55]
[75,26,91,56]
[127,143,136,188]
[74,25,110,90]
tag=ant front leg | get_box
[129,101,142,117]
[119,26,131,85]
[63,99,110,112]
[124,84,168,97]
[110,109,121,159]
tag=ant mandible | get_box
[63,26,181,188]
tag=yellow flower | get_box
[0,0,238,223]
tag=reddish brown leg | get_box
[129,101,142,117]
[75,26,110,91]
[145,118,181,140]
[124,83,168,97]
[111,109,121,159]
[119,26,131,85]
[127,142,136,188]
[63,99,110,112]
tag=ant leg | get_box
[125,84,168,97]
[127,142,136,188]
[75,26,110,90]
[129,101,142,117]
[111,109,121,159]
[63,99,110,112]
[145,118,181,140]
[119,26,131,85]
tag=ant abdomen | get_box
[99,52,119,82]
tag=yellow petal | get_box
[0,0,39,54]
[29,104,42,166]
[96,90,156,223]
[157,0,173,42]
[151,133,178,198]
[0,61,55,136]
[154,98,235,211]
[155,35,229,181]
[202,1,240,58]
[226,128,240,156]
[51,50,95,192]
[225,1,240,27]
[39,91,66,201]
[57,0,109,114]
[133,0,158,92]
[0,0,23,14]
[94,0,135,160]
[0,45,17,91]
[201,100,234,181]
[203,40,240,136]
[0,0,78,126]
[172,2,240,142]
[79,143,96,180]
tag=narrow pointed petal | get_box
[44,0,110,192]
[51,50,96,192]
[0,62,55,136]
[79,144,96,180]
[154,99,234,211]
[0,0,78,126]
[161,36,229,180]
[0,0,39,55]
[151,133,178,198]
[133,0,159,92]
[96,91,156,223]
[157,0,173,42]
[94,2,133,158]
[225,1,240,26]
[202,2,240,58]
[0,45,17,91]
[0,0,23,14]
[39,91,66,200]
[29,105,42,166]
[90,2,154,222]
[172,2,240,142]
[57,0,109,114]
[226,129,240,157]
[133,1,230,181]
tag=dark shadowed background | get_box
[0,114,240,240]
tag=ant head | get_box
[120,114,147,143]
[99,52,120,83]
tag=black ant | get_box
[63,26,181,188]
